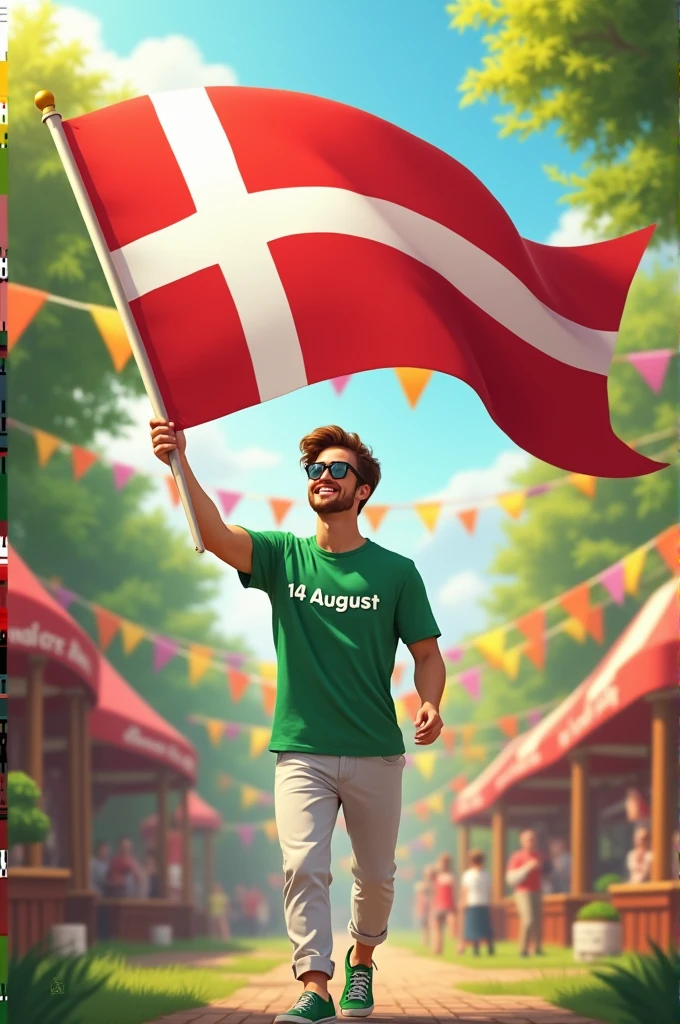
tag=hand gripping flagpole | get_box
[34,90,205,553]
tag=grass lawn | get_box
[455,973,628,1024]
[92,935,291,959]
[390,931,590,971]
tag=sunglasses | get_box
[305,461,365,484]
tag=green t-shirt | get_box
[238,532,440,756]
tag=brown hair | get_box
[469,849,485,867]
[299,425,381,514]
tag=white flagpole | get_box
[34,90,205,554]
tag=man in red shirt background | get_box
[505,829,544,957]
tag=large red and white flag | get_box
[63,86,663,477]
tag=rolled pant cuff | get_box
[292,954,335,980]
[348,922,388,947]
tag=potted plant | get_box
[594,872,622,893]
[572,900,622,961]
[8,771,51,852]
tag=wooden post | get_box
[203,831,214,913]
[181,786,193,905]
[570,750,589,894]
[650,695,676,882]
[457,824,470,879]
[25,657,45,867]
[157,773,169,898]
[80,696,92,890]
[68,692,83,889]
[491,804,506,903]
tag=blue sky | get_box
[57,0,591,671]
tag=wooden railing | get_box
[502,893,600,947]
[9,867,71,956]
[609,881,679,953]
[97,898,194,943]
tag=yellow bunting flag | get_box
[188,644,214,685]
[94,607,121,651]
[415,502,441,533]
[497,491,526,519]
[165,475,181,507]
[89,304,133,372]
[206,719,225,747]
[269,498,293,525]
[461,724,476,746]
[262,684,277,715]
[425,792,445,814]
[72,446,98,481]
[568,474,597,499]
[394,367,433,408]
[457,508,478,535]
[498,715,519,739]
[420,831,436,850]
[396,845,410,860]
[412,751,436,780]
[263,819,278,842]
[259,661,277,683]
[120,619,146,654]
[34,429,61,467]
[623,548,647,596]
[474,627,506,668]
[394,699,407,724]
[363,505,388,531]
[249,726,271,758]
[562,616,586,643]
[502,645,523,680]
[241,785,261,809]
[466,744,487,762]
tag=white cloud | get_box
[546,209,609,247]
[438,569,485,608]
[429,449,530,507]
[34,3,237,93]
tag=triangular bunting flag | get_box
[568,474,597,498]
[363,504,388,531]
[225,651,247,669]
[94,607,120,651]
[34,429,61,467]
[498,715,519,739]
[457,508,478,534]
[227,668,250,702]
[269,498,293,525]
[165,475,180,507]
[224,722,241,740]
[444,645,463,662]
[188,644,214,685]
[235,825,255,847]
[587,605,604,643]
[330,375,352,395]
[263,819,278,842]
[425,792,445,813]
[412,751,436,780]
[402,691,421,721]
[467,744,487,762]
[53,587,77,610]
[559,583,591,627]
[527,709,543,727]
[497,491,526,519]
[627,349,672,393]
[217,490,242,518]
[241,784,261,809]
[515,609,545,669]
[459,667,481,701]
[72,446,98,481]
[461,724,476,746]
[395,845,410,860]
[249,726,271,758]
[394,367,433,408]
[218,773,232,790]
[502,646,523,680]
[8,284,48,350]
[414,502,441,533]
[599,562,625,605]
[524,638,547,669]
[153,636,178,672]
[654,526,677,572]
[414,801,429,821]
[262,684,277,715]
[89,304,133,372]
[623,548,647,595]
[120,619,146,653]
[258,661,277,683]
[451,774,467,792]
[112,462,136,490]
[474,627,506,668]
[391,663,405,686]
[441,727,455,753]
[562,617,586,643]
[206,719,225,747]
[394,699,407,724]
[418,831,436,850]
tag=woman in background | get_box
[459,849,494,956]
[209,882,231,940]
[413,865,437,946]
[431,852,456,954]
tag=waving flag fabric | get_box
[63,86,662,477]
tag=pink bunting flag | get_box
[224,722,241,740]
[53,586,77,610]
[599,562,625,605]
[225,651,247,669]
[527,709,543,727]
[459,667,481,701]
[236,825,255,847]
[403,754,413,767]
[217,490,242,517]
[443,645,463,663]
[112,462,136,490]
[526,484,551,497]
[153,636,178,672]
[330,375,352,395]
[258,792,274,805]
[626,350,672,393]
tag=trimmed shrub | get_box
[576,901,620,923]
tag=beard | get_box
[308,486,357,515]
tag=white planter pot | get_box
[51,923,87,957]
[150,924,173,946]
[572,920,622,961]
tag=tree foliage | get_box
[446,0,677,241]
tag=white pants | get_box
[274,752,404,979]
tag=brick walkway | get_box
[148,939,601,1024]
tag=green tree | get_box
[446,0,677,241]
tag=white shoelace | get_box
[346,971,371,1001]
[295,993,319,1013]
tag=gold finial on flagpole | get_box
[35,91,57,120]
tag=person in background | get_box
[431,853,457,955]
[547,838,571,894]
[626,826,653,883]
[459,849,494,956]
[107,836,144,898]
[413,865,437,947]
[233,884,246,935]
[91,840,111,896]
[209,882,231,940]
[506,829,544,957]
[256,890,271,935]
[142,851,160,899]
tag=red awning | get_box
[8,547,99,698]
[90,655,197,786]
[140,789,222,835]
[453,577,677,823]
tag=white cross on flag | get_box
[62,86,663,477]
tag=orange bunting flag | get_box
[227,669,250,703]
[457,508,478,534]
[623,548,647,596]
[498,715,519,739]
[497,491,526,519]
[474,627,506,668]
[568,473,597,498]
[515,608,546,669]
[559,582,591,627]
[441,727,455,753]
[363,504,388,531]
[94,607,121,651]
[262,684,277,715]
[467,744,487,762]
[120,619,146,654]
[269,498,293,525]
[9,284,49,350]
[394,367,433,408]
[34,429,61,467]
[415,801,429,821]
[89,304,133,372]
[206,719,225,747]
[451,774,468,792]
[391,663,405,685]
[415,502,441,533]
[165,475,181,507]
[263,819,278,842]
[71,446,98,480]
[188,644,214,685]
[402,691,422,721]
[655,526,677,572]
[586,605,604,644]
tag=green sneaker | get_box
[339,948,375,1017]
[274,991,337,1024]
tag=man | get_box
[106,836,144,898]
[505,829,544,957]
[151,420,445,1023]
[547,837,571,894]
[90,840,111,896]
